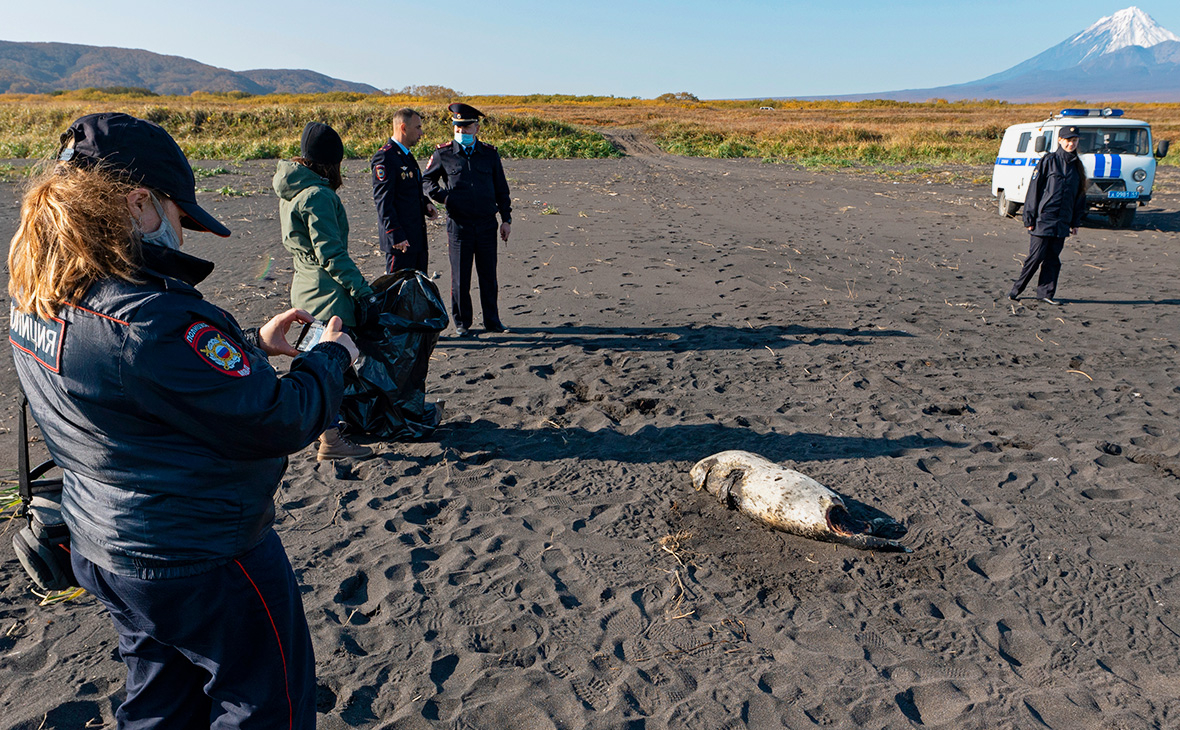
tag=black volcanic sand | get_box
[1,151,1179,729]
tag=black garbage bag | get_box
[340,270,449,440]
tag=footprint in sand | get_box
[467,614,545,655]
[1080,486,1144,501]
[333,570,369,606]
[447,594,509,627]
[570,673,614,711]
[965,546,1021,582]
[994,619,1052,671]
[960,498,1020,529]
[895,681,973,726]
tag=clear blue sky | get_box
[5,1,1179,97]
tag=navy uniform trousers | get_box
[447,216,502,329]
[1010,234,1066,300]
[72,530,316,729]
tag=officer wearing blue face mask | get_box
[422,103,513,336]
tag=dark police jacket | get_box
[1023,147,1086,237]
[10,245,349,579]
[422,140,512,224]
[371,139,429,254]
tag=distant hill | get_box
[0,40,381,95]
[812,7,1180,103]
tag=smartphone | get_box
[295,320,326,352]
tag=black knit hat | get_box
[58,113,230,237]
[300,122,344,165]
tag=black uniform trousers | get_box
[385,239,428,276]
[72,530,316,730]
[447,216,502,329]
[1010,234,1066,300]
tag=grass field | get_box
[1,91,1177,169]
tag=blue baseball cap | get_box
[58,113,230,238]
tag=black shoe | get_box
[1008,294,1019,301]
[455,325,472,337]
[1037,297,1061,306]
[484,322,510,333]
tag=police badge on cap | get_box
[448,103,484,125]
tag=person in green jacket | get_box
[273,122,373,460]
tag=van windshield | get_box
[1077,127,1150,155]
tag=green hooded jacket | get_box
[273,160,373,326]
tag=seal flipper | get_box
[827,532,912,553]
[826,505,911,553]
[868,517,908,541]
[717,468,745,510]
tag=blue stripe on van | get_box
[994,157,1034,166]
[1110,154,1121,177]
[1094,154,1105,177]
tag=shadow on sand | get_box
[441,324,914,352]
[1051,298,1180,305]
[436,421,960,466]
[1084,206,1180,232]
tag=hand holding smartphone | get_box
[295,320,327,352]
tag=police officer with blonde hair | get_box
[9,113,355,728]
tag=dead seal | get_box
[690,450,910,552]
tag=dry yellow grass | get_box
[1,92,1177,167]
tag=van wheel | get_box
[998,191,1019,218]
[1109,205,1136,228]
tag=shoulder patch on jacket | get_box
[9,305,66,373]
[374,164,387,182]
[185,322,251,377]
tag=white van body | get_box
[991,109,1168,227]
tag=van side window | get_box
[1016,132,1031,153]
[1041,131,1053,150]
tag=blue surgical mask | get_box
[454,131,475,146]
[136,193,182,250]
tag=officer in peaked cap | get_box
[448,102,484,125]
[422,103,513,336]
[1009,124,1086,305]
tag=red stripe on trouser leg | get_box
[235,559,294,730]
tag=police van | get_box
[992,108,1170,227]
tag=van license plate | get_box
[1107,191,1139,199]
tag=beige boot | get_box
[317,427,373,461]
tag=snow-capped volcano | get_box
[1073,6,1179,58]
[989,6,1179,78]
[818,6,1180,102]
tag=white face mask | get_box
[135,193,181,250]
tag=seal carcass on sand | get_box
[690,450,910,552]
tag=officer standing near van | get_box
[1008,125,1086,305]
[371,107,438,273]
[422,103,513,336]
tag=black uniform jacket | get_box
[371,139,429,253]
[10,244,349,579]
[422,140,512,224]
[1023,147,1086,237]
